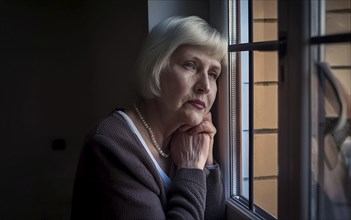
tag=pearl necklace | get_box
[134,104,169,158]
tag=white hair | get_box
[136,16,228,99]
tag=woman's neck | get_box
[124,100,176,175]
[137,99,178,149]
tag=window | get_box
[227,0,278,218]
[310,0,351,219]
[222,0,351,219]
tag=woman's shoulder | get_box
[81,108,148,164]
[92,108,129,136]
[82,109,138,150]
[75,109,163,197]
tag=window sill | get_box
[226,198,263,220]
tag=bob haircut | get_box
[136,16,228,99]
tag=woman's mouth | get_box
[188,100,206,110]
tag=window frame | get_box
[224,0,312,218]
[214,0,351,219]
[277,0,311,218]
[225,0,280,219]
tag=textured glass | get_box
[310,42,351,220]
[325,0,351,35]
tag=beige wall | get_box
[252,0,278,216]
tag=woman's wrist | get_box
[206,156,214,166]
[177,162,204,170]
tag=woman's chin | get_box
[183,113,203,126]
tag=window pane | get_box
[253,0,278,42]
[310,42,351,220]
[238,0,249,44]
[325,0,351,35]
[253,51,279,217]
[253,134,278,216]
[230,51,279,216]
[229,51,250,202]
[229,1,279,217]
[312,0,351,37]
[311,0,351,218]
[241,51,249,201]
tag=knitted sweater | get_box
[71,109,225,220]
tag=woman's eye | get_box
[183,62,196,70]
[209,72,219,80]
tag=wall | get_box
[148,0,209,31]
[251,0,278,216]
[0,1,214,219]
[0,0,148,219]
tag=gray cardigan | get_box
[71,109,225,220]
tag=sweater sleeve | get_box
[71,133,213,220]
[167,168,207,220]
[205,166,226,220]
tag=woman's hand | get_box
[186,112,217,165]
[171,112,217,169]
[170,132,210,170]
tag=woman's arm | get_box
[205,165,225,220]
[72,133,210,220]
[170,112,225,220]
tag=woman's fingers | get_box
[173,112,216,168]
[178,124,194,132]
[179,112,216,135]
[187,120,216,136]
[170,132,210,169]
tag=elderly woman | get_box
[71,16,227,220]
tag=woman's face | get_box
[158,45,222,126]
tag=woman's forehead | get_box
[172,45,222,63]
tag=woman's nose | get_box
[194,73,210,94]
